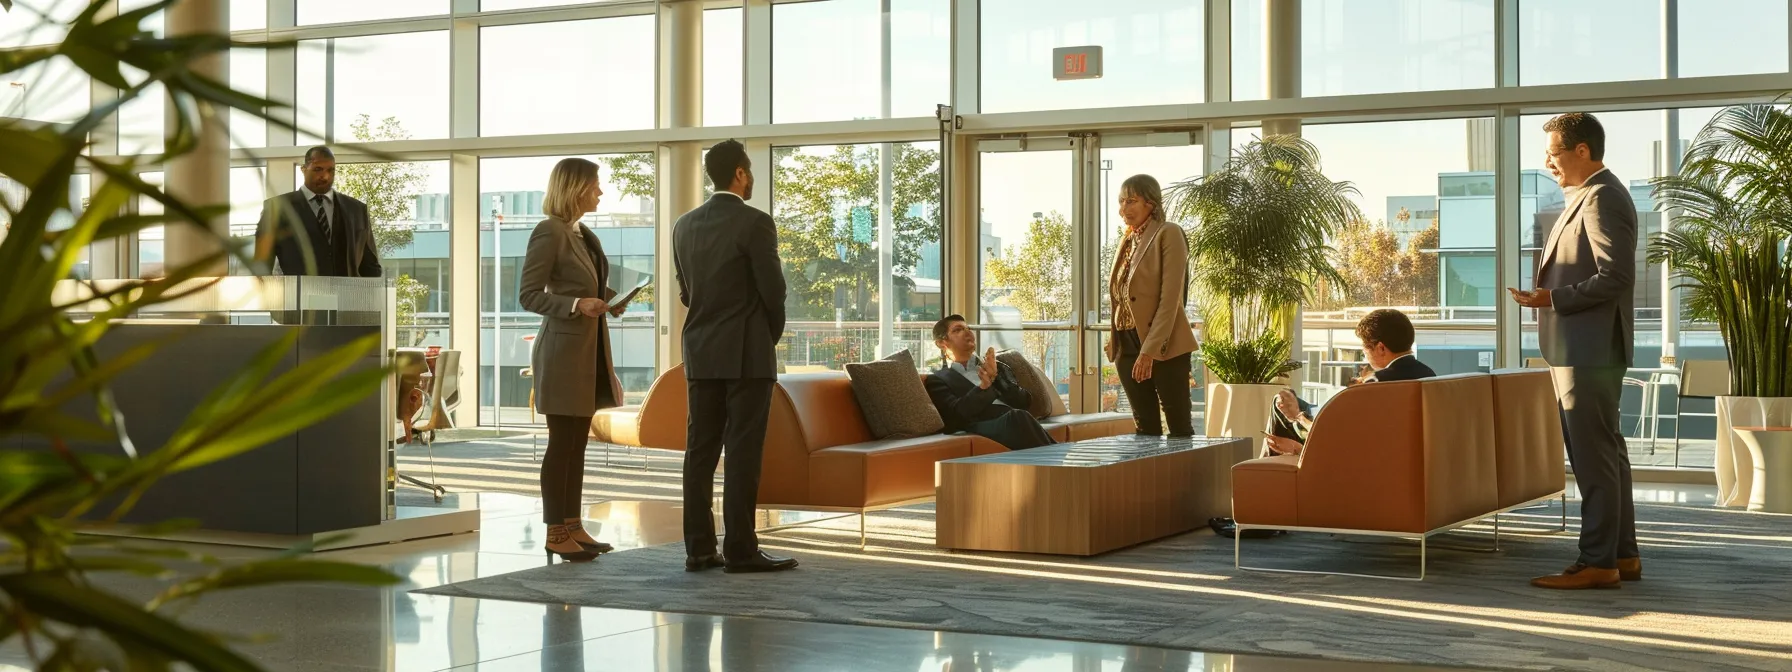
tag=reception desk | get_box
[15,276,477,547]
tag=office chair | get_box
[1673,359,1731,465]
[435,350,462,429]
[399,367,448,503]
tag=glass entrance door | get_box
[1088,138,1208,418]
[973,130,1205,416]
[975,137,1076,409]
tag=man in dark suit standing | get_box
[254,146,382,278]
[924,315,1055,451]
[672,140,796,574]
[1509,113,1640,590]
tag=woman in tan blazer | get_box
[519,158,628,562]
[1105,174,1199,436]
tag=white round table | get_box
[1734,427,1792,514]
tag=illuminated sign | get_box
[1052,46,1103,81]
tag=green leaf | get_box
[149,559,399,610]
[10,411,117,444]
[0,572,263,672]
[68,556,175,578]
[0,43,55,78]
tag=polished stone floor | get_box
[0,442,1727,672]
[0,490,1473,672]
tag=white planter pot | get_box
[1713,396,1792,508]
[1204,383,1285,450]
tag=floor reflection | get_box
[1,468,1720,672]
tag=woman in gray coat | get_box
[519,158,628,562]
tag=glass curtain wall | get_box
[771,142,944,372]
[1288,118,1496,401]
[13,0,1789,465]
[977,144,1074,408]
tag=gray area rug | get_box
[416,499,1792,672]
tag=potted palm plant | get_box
[1167,134,1359,440]
[1650,101,1792,508]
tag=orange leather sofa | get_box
[593,364,1136,514]
[1229,369,1564,578]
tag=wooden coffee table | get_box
[934,435,1254,556]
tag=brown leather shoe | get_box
[1617,557,1641,582]
[1531,563,1620,590]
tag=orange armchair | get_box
[1231,373,1562,580]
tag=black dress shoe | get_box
[684,553,724,572]
[723,551,798,574]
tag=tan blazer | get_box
[1105,219,1199,362]
[518,217,623,417]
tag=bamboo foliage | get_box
[1166,134,1361,384]
[1649,102,1792,398]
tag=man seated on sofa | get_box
[924,315,1057,451]
[1263,308,1437,457]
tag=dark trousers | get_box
[965,407,1056,450]
[1552,365,1639,569]
[1268,392,1317,443]
[540,414,592,524]
[684,378,775,562]
[1114,329,1195,437]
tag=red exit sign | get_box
[1052,46,1104,81]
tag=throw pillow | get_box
[996,350,1066,419]
[844,349,944,439]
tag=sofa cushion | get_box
[1489,369,1567,508]
[806,435,973,508]
[590,406,642,446]
[1041,412,1137,443]
[844,349,944,440]
[996,350,1065,419]
[1232,454,1300,526]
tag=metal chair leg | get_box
[859,513,867,550]
[398,429,447,503]
[1418,536,1427,581]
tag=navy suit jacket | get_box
[924,361,1032,433]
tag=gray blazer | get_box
[672,193,786,380]
[518,217,623,416]
[1535,168,1637,368]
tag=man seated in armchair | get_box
[1262,308,1437,457]
[1211,309,1436,539]
[924,315,1057,451]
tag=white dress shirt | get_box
[302,185,335,211]
[946,356,1007,408]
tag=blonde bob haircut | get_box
[542,158,600,222]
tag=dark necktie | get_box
[312,194,333,244]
